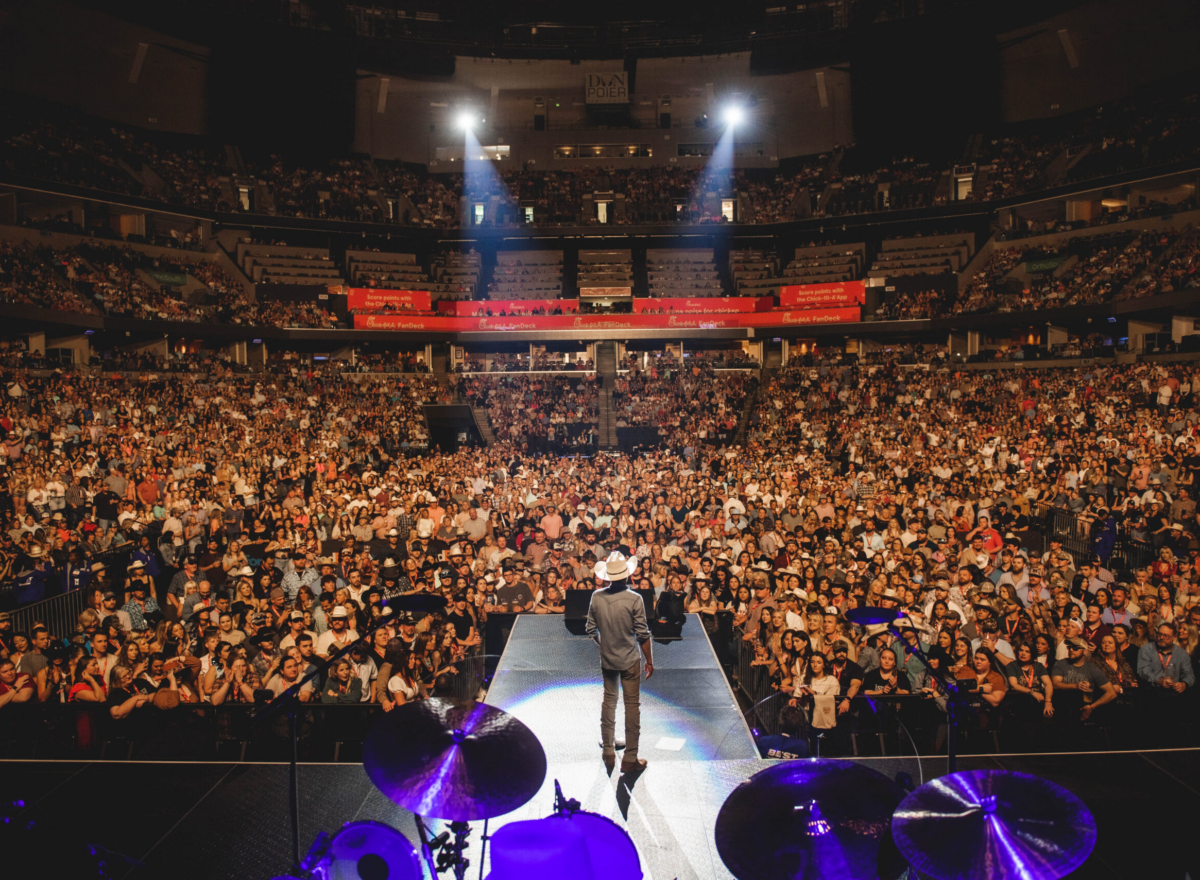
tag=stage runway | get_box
[2,614,1199,879]
[469,612,761,879]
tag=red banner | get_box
[741,307,860,327]
[632,297,773,314]
[354,307,859,332]
[779,280,866,309]
[347,288,432,311]
[436,300,579,316]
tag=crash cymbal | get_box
[845,606,901,626]
[715,759,908,880]
[385,593,449,614]
[363,699,546,822]
[891,770,1096,880]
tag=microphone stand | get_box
[251,601,416,874]
[884,623,972,773]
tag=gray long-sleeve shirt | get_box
[585,585,651,671]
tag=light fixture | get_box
[456,111,476,131]
[723,105,745,126]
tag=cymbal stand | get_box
[252,607,408,874]
[886,624,974,773]
[477,819,490,880]
[413,815,440,880]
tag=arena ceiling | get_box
[76,0,1096,62]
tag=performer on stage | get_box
[586,553,653,774]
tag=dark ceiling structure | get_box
[80,0,1095,66]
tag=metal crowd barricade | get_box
[1034,500,1158,579]
[8,589,86,639]
[0,543,137,615]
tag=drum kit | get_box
[277,691,1097,880]
[279,697,643,880]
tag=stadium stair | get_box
[596,342,619,449]
[224,145,246,175]
[471,407,496,446]
[732,373,762,447]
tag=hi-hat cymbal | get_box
[363,698,546,822]
[715,759,908,880]
[844,606,901,626]
[891,769,1096,880]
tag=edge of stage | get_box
[2,613,1199,879]
[3,749,1200,879]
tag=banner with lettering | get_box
[354,307,859,331]
[632,297,773,314]
[585,72,630,104]
[347,288,432,311]
[436,300,579,316]
[741,307,860,327]
[779,280,866,309]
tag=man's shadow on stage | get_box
[610,758,648,821]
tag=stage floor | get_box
[2,615,1199,879]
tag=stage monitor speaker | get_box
[565,588,655,626]
[534,114,546,131]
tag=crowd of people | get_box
[5,86,1199,232]
[966,86,1200,203]
[0,348,1196,758]
[951,228,1193,315]
[2,215,1197,333]
[458,374,599,450]
[612,363,749,446]
[873,289,946,321]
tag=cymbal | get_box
[844,606,901,626]
[891,770,1096,880]
[363,698,547,821]
[386,593,449,614]
[715,759,908,880]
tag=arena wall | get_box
[0,0,210,135]
[353,54,853,166]
[996,0,1200,123]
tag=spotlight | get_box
[456,111,477,131]
[723,106,745,127]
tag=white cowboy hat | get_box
[594,551,638,582]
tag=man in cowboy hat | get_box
[586,552,653,775]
